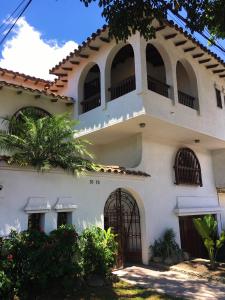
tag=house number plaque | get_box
[89,180,100,184]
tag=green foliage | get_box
[0,112,98,175]
[0,226,117,299]
[79,226,117,278]
[193,215,225,269]
[150,228,181,259]
[80,0,225,41]
[0,270,12,300]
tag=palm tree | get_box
[0,112,98,175]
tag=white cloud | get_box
[0,17,78,80]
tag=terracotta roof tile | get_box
[0,158,150,177]
[0,80,74,103]
[99,165,150,177]
[0,67,51,87]
[50,20,225,81]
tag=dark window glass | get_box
[57,212,68,228]
[174,147,202,186]
[28,213,42,231]
[216,88,222,108]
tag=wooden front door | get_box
[104,188,142,267]
[179,215,214,258]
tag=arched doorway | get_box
[104,188,142,266]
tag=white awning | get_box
[174,196,223,216]
[24,197,51,213]
[54,197,77,212]
[174,206,223,216]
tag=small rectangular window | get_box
[57,212,72,228]
[28,213,44,231]
[216,88,222,108]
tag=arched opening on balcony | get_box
[81,64,101,113]
[146,44,170,98]
[176,60,198,110]
[109,44,136,101]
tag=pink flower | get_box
[7,254,13,261]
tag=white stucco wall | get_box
[0,135,221,264]
[0,165,149,264]
[58,29,225,143]
[136,137,220,245]
[91,134,142,167]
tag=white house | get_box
[1,19,225,265]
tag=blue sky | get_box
[0,0,225,80]
[0,0,105,48]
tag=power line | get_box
[0,0,27,32]
[168,10,225,59]
[0,0,32,46]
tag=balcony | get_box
[82,78,101,113]
[109,75,136,101]
[178,91,195,109]
[80,96,100,113]
[147,76,170,98]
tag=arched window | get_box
[81,64,101,113]
[146,44,170,98]
[110,44,136,100]
[174,148,202,186]
[10,106,50,133]
[13,106,50,121]
[176,60,198,109]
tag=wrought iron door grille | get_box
[104,188,142,266]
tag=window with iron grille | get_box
[57,212,72,228]
[28,213,44,231]
[174,148,202,186]
[215,88,223,108]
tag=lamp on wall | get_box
[139,122,146,128]
[194,139,200,144]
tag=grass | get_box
[41,280,182,300]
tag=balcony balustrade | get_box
[81,95,100,113]
[109,75,136,100]
[178,91,195,109]
[147,76,170,98]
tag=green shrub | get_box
[0,226,117,299]
[194,215,225,269]
[78,227,117,278]
[0,226,79,299]
[150,228,181,259]
[0,270,12,300]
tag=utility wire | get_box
[0,0,32,46]
[0,0,27,32]
[168,10,225,59]
[172,10,225,56]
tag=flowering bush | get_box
[0,226,117,299]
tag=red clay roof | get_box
[0,67,51,87]
[99,165,150,177]
[49,20,225,79]
[0,80,74,103]
[0,157,149,177]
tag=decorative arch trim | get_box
[174,148,202,186]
